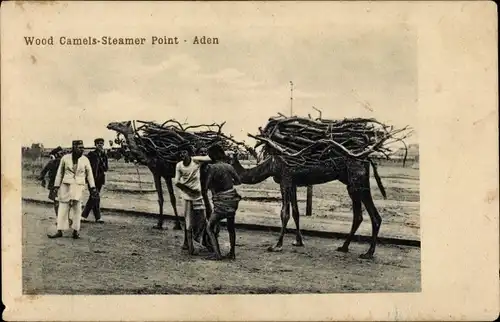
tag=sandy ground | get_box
[23,202,421,294]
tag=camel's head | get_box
[246,147,259,161]
[227,150,241,166]
[106,121,134,135]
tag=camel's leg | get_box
[268,184,291,252]
[152,173,165,230]
[337,188,363,253]
[290,185,304,247]
[359,189,382,259]
[165,178,182,230]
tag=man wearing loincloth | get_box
[173,146,212,255]
[48,140,99,239]
[205,144,242,260]
[38,146,64,216]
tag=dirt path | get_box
[23,202,421,294]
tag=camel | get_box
[230,154,387,259]
[106,121,183,230]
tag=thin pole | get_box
[290,81,294,116]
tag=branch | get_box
[312,106,322,120]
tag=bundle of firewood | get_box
[131,120,255,163]
[249,115,411,167]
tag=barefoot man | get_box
[48,140,99,239]
[174,146,212,255]
[205,144,242,260]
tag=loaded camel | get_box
[230,154,387,259]
[107,121,184,230]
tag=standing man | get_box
[173,146,212,255]
[48,140,98,239]
[82,138,108,223]
[205,144,242,260]
[38,146,64,216]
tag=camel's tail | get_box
[370,159,387,199]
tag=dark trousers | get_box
[82,183,103,220]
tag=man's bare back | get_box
[204,158,242,261]
[206,162,241,193]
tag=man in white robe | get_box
[48,140,99,239]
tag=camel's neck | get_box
[123,132,148,164]
[233,157,275,184]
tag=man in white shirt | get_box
[174,146,211,255]
[48,140,99,239]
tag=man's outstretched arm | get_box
[192,155,212,163]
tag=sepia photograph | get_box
[20,5,420,295]
[2,1,498,321]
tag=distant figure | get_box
[48,140,98,239]
[38,146,64,216]
[82,138,108,223]
[174,146,212,255]
[205,144,242,260]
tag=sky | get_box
[4,2,418,150]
